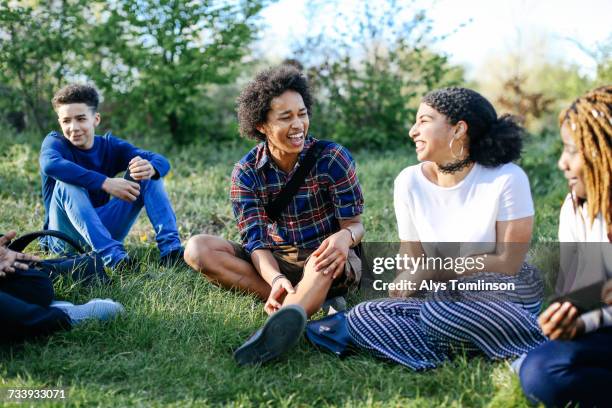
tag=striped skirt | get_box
[347,264,547,370]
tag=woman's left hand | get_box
[538,301,584,340]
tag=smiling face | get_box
[257,90,309,168]
[56,103,100,150]
[558,121,586,199]
[409,103,467,163]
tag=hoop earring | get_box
[449,138,464,160]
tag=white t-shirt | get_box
[557,194,612,332]
[559,194,611,243]
[394,162,534,246]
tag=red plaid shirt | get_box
[230,137,364,253]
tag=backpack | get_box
[6,230,110,286]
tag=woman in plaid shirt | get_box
[184,65,365,366]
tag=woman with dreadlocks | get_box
[518,86,612,407]
[341,87,546,370]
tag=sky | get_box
[257,0,612,78]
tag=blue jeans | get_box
[47,178,181,266]
[519,326,612,407]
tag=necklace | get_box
[438,158,473,174]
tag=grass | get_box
[0,128,565,407]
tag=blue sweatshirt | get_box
[39,131,171,229]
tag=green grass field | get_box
[0,129,566,407]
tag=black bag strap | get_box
[264,140,332,222]
[6,230,87,254]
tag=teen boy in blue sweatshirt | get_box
[39,84,183,268]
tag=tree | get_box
[495,74,554,126]
[292,0,464,149]
[568,34,612,84]
[0,0,89,132]
[85,0,268,143]
[475,32,611,133]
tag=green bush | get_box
[293,2,465,149]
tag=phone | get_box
[551,280,606,313]
[123,169,135,182]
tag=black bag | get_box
[264,140,332,222]
[6,230,110,286]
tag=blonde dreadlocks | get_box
[559,85,612,229]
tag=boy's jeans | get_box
[47,178,181,266]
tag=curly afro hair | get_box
[422,87,524,167]
[52,83,100,112]
[237,65,312,141]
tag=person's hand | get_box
[264,275,295,315]
[0,247,38,277]
[101,177,140,202]
[0,230,17,248]
[312,229,352,279]
[0,231,40,277]
[389,270,417,298]
[129,156,155,181]
[538,301,584,340]
[602,280,612,305]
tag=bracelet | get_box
[342,227,356,247]
[270,273,286,287]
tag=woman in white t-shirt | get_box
[519,86,612,407]
[346,87,546,370]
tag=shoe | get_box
[322,296,347,315]
[234,305,307,366]
[510,352,527,375]
[160,247,186,268]
[51,298,125,325]
[50,300,74,308]
[112,255,140,272]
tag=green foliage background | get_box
[0,0,267,144]
[1,1,609,149]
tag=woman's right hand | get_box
[538,301,584,340]
[602,280,612,305]
[389,270,416,298]
[264,276,295,315]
